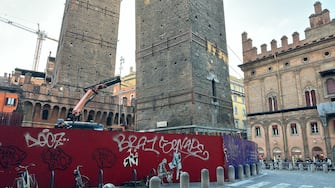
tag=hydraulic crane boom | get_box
[0,16,58,71]
[71,76,121,119]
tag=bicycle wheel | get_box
[15,178,24,188]
[81,176,90,187]
[74,176,90,188]
[30,174,39,188]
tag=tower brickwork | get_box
[136,0,233,130]
[53,0,121,88]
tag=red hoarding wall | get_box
[0,126,225,187]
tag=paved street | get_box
[116,169,335,188]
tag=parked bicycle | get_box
[74,165,90,188]
[14,163,38,188]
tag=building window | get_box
[290,123,298,135]
[324,51,330,57]
[233,95,237,102]
[234,120,239,128]
[242,108,246,116]
[234,106,238,115]
[310,122,319,134]
[5,98,16,106]
[303,57,309,63]
[305,89,316,106]
[122,97,127,105]
[243,120,247,129]
[268,96,278,111]
[272,125,279,136]
[326,78,335,95]
[242,98,245,104]
[130,95,136,106]
[284,62,290,68]
[212,79,217,102]
[255,126,261,137]
[42,110,49,120]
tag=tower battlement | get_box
[242,1,335,63]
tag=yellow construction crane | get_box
[0,16,58,71]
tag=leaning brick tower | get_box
[136,0,234,130]
[53,0,121,88]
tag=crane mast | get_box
[0,16,58,71]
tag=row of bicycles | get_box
[2,163,91,188]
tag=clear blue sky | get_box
[0,0,333,78]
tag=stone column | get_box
[264,126,271,161]
[300,122,310,159]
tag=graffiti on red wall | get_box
[0,145,27,169]
[24,129,69,149]
[113,134,210,162]
[0,126,228,187]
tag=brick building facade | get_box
[135,0,234,132]
[239,2,335,162]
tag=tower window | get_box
[290,123,298,135]
[305,89,316,106]
[42,110,49,120]
[212,79,217,102]
[268,96,278,111]
[326,78,335,95]
[272,125,279,136]
[255,126,261,137]
[310,122,319,134]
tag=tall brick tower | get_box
[53,0,121,88]
[136,0,234,130]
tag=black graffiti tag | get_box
[0,145,27,169]
[93,148,117,169]
[42,148,72,171]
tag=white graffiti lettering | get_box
[24,129,69,149]
[159,136,209,160]
[123,149,138,167]
[113,134,209,161]
[113,134,159,154]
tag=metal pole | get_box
[118,57,124,127]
